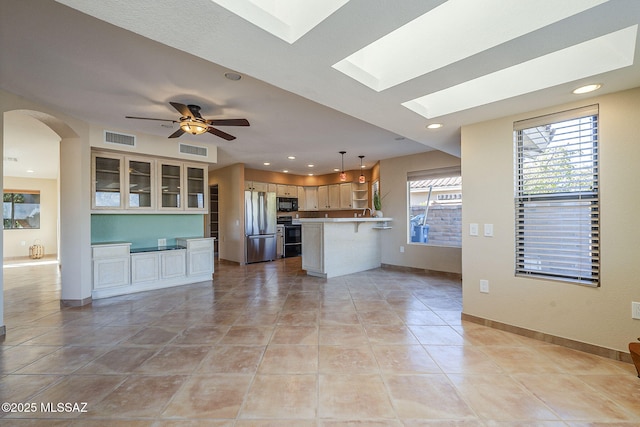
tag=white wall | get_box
[380,151,462,274]
[3,177,58,258]
[461,86,640,353]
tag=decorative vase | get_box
[375,210,383,218]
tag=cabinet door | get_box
[185,164,207,211]
[328,184,341,209]
[317,185,329,210]
[92,153,124,209]
[160,250,187,279]
[126,157,155,209]
[93,257,129,289]
[339,183,353,209]
[304,187,318,210]
[131,252,160,283]
[297,187,306,210]
[159,162,183,209]
[252,182,268,192]
[276,184,288,197]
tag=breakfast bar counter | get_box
[299,218,392,278]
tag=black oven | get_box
[277,197,298,212]
[277,216,302,257]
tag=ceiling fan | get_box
[126,102,249,140]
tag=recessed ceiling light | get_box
[307,164,314,168]
[427,123,443,129]
[283,170,289,173]
[26,169,34,173]
[263,162,271,166]
[308,173,314,176]
[333,168,340,172]
[288,156,296,160]
[572,83,602,94]
[224,72,242,81]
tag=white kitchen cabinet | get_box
[303,186,318,211]
[92,152,124,210]
[298,187,307,211]
[177,237,214,276]
[92,150,208,213]
[131,252,160,284]
[126,156,155,210]
[245,181,268,192]
[329,184,341,209]
[339,182,353,209]
[92,243,131,290]
[160,249,187,279]
[277,184,297,197]
[318,184,340,210]
[185,164,208,211]
[317,185,329,210]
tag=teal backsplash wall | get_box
[91,214,204,249]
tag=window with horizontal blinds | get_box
[514,105,599,286]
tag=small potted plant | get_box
[373,190,383,217]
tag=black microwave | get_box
[277,197,298,212]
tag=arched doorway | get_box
[1,104,92,335]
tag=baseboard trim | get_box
[380,263,462,281]
[60,297,92,308]
[462,313,632,364]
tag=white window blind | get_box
[514,105,599,286]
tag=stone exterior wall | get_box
[410,204,462,246]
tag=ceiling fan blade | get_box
[207,127,236,141]
[169,102,192,117]
[206,118,250,126]
[187,104,203,119]
[125,116,176,123]
[168,128,185,139]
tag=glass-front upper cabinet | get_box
[159,161,183,210]
[185,165,207,210]
[92,153,124,209]
[126,157,155,209]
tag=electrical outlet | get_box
[158,238,166,247]
[400,246,405,253]
[632,302,640,320]
[480,279,489,293]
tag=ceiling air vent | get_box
[104,130,136,147]
[179,143,208,158]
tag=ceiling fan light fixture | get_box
[180,119,208,135]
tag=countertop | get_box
[297,217,393,223]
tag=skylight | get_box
[332,0,609,92]
[402,25,637,119]
[211,0,349,44]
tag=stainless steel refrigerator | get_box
[245,190,277,263]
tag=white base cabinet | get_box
[92,243,131,290]
[92,238,215,299]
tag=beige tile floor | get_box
[1,256,638,426]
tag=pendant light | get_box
[358,155,366,184]
[339,151,347,182]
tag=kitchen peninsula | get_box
[300,217,392,278]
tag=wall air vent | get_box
[179,143,208,158]
[104,130,136,147]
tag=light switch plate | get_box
[633,302,640,320]
[470,223,479,236]
[484,224,494,237]
[480,279,489,293]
